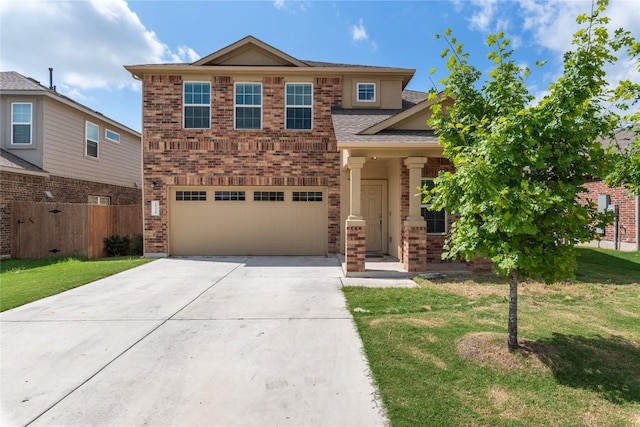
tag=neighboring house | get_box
[124,36,462,273]
[584,129,639,251]
[0,71,142,258]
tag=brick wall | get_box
[142,74,342,255]
[400,158,457,265]
[583,179,638,248]
[1,171,141,256]
[402,225,427,272]
[345,226,366,272]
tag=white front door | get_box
[361,183,384,253]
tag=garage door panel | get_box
[169,187,327,256]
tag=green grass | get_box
[344,248,640,426]
[0,257,151,311]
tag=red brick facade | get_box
[345,226,366,272]
[402,224,427,272]
[1,171,141,257]
[584,179,638,250]
[141,75,342,255]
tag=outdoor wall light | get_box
[151,181,157,189]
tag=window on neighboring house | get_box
[421,179,447,234]
[85,121,99,158]
[357,83,376,102]
[88,195,111,205]
[105,129,120,143]
[285,83,312,130]
[183,82,211,129]
[11,102,32,145]
[235,83,262,130]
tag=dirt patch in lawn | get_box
[403,345,448,369]
[369,316,448,329]
[457,332,556,371]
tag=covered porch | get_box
[339,145,454,274]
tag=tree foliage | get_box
[427,0,637,350]
[606,42,640,196]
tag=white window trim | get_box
[11,102,33,145]
[183,81,211,130]
[356,82,376,103]
[234,82,263,130]
[421,177,447,235]
[105,129,120,143]
[85,121,99,159]
[284,82,313,131]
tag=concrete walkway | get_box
[1,257,387,427]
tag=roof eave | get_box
[124,64,415,81]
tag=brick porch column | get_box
[403,157,427,272]
[345,157,366,272]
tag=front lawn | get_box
[344,247,640,426]
[0,257,151,311]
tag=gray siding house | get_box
[0,71,142,257]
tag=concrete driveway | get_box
[1,257,386,427]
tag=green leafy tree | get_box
[605,40,640,196]
[427,0,636,351]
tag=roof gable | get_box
[192,36,308,67]
[359,93,452,135]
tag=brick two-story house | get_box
[125,36,458,273]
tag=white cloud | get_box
[274,0,285,10]
[0,0,200,93]
[352,19,369,41]
[468,0,498,32]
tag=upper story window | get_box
[285,83,312,130]
[421,179,447,234]
[105,129,120,143]
[183,82,211,129]
[235,83,262,130]
[11,102,32,145]
[85,121,99,158]
[357,83,376,102]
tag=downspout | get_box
[613,205,619,251]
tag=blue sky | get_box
[1,0,639,132]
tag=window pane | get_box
[86,140,98,158]
[12,103,31,123]
[184,106,210,128]
[87,123,99,141]
[236,107,261,129]
[105,129,120,142]
[286,84,312,106]
[358,83,375,101]
[286,107,311,130]
[236,84,261,106]
[12,124,31,144]
[184,82,210,104]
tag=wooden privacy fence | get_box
[11,202,142,259]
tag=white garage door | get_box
[169,186,327,256]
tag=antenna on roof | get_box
[48,67,56,92]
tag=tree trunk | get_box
[508,269,518,352]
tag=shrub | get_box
[103,235,131,257]
[131,234,143,256]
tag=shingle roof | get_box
[0,149,47,174]
[0,71,140,136]
[0,71,47,91]
[331,90,439,144]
